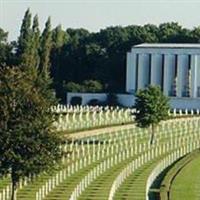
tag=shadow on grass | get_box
[148,158,183,200]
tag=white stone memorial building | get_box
[67,43,200,109]
[126,44,200,108]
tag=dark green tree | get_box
[31,14,40,68]
[66,28,89,43]
[0,28,13,65]
[64,81,83,92]
[0,28,7,42]
[70,96,82,106]
[52,25,68,48]
[51,25,69,100]
[191,27,200,42]
[106,93,120,107]
[83,80,103,93]
[0,65,62,200]
[134,85,170,145]
[17,8,32,65]
[39,17,52,78]
[158,22,182,42]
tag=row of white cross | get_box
[51,104,200,115]
[0,116,199,200]
[52,104,200,132]
[51,104,132,114]
[35,117,200,200]
[0,174,36,200]
[69,119,200,200]
[109,141,199,200]
[54,108,134,132]
[145,145,196,200]
[36,119,199,200]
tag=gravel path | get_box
[66,123,135,139]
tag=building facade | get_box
[67,43,200,109]
[126,43,200,99]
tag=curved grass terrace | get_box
[0,112,199,200]
[170,153,200,200]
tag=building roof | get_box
[134,43,200,49]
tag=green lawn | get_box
[170,154,200,200]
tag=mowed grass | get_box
[170,154,200,200]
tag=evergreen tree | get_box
[17,8,32,66]
[31,14,40,68]
[51,25,68,100]
[0,28,13,65]
[52,24,67,48]
[0,12,62,199]
[39,17,52,79]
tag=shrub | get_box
[64,82,83,92]
[88,98,101,106]
[83,80,103,93]
[105,93,120,107]
[70,96,82,105]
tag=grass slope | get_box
[170,154,200,200]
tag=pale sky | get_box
[1,0,200,41]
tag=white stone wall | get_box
[131,47,200,55]
[170,97,200,109]
[126,44,200,99]
[67,93,107,105]
[67,93,134,107]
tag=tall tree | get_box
[39,17,52,79]
[50,25,69,100]
[191,27,200,42]
[134,85,170,145]
[31,14,40,68]
[0,28,13,65]
[52,24,68,48]
[158,22,182,42]
[17,8,32,65]
[0,28,7,42]
[0,65,62,200]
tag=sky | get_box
[1,0,200,41]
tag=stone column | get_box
[191,54,197,98]
[126,52,137,93]
[163,54,175,96]
[150,54,163,87]
[177,54,189,97]
[177,55,182,97]
[138,54,150,90]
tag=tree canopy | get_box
[0,10,63,199]
[1,9,200,102]
[0,66,63,200]
[0,28,13,65]
[134,85,170,144]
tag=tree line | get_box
[0,9,63,199]
[1,9,200,102]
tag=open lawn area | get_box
[170,154,200,200]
